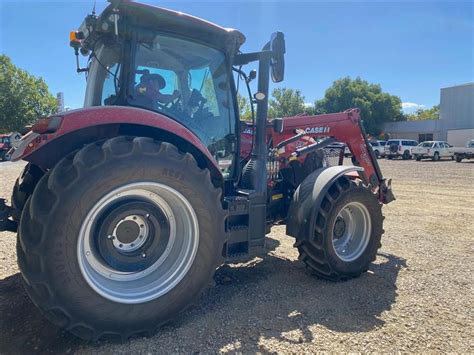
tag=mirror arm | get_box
[233,50,271,66]
[72,46,89,73]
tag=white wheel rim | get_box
[77,182,199,304]
[332,202,372,262]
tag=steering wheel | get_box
[156,94,181,112]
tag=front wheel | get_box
[432,152,440,161]
[17,137,225,340]
[296,176,383,280]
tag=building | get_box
[56,92,65,113]
[384,83,474,146]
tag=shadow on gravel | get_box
[0,273,83,354]
[0,236,406,353]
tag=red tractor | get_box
[0,0,394,341]
[0,134,12,161]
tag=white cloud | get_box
[402,102,425,113]
[304,102,313,108]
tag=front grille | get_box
[322,144,344,167]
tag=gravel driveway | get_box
[0,159,473,353]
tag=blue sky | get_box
[1,0,473,112]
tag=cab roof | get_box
[103,0,246,53]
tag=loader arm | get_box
[273,109,394,204]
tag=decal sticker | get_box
[304,126,331,134]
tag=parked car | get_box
[369,140,386,158]
[412,141,454,161]
[0,135,12,161]
[453,139,474,162]
[384,139,418,160]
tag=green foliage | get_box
[237,93,253,121]
[314,77,404,135]
[268,88,308,118]
[0,55,57,133]
[407,105,439,121]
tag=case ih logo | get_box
[304,126,331,134]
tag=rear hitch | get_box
[0,198,17,233]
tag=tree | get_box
[0,55,57,133]
[237,93,253,121]
[407,105,439,121]
[314,77,404,135]
[268,88,308,118]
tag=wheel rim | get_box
[332,202,372,262]
[77,182,199,304]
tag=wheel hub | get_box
[333,217,346,239]
[112,215,148,252]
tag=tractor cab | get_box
[71,0,284,179]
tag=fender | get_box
[11,106,222,178]
[286,165,364,240]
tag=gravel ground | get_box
[0,158,473,353]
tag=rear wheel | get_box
[432,152,440,161]
[455,155,463,163]
[17,137,225,340]
[11,163,44,220]
[415,155,421,161]
[296,176,383,280]
[402,150,410,160]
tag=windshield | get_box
[84,34,237,178]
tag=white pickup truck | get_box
[453,140,474,162]
[412,141,454,161]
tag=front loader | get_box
[0,0,394,341]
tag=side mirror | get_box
[270,32,285,83]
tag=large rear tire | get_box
[11,163,44,220]
[296,176,383,280]
[17,137,225,341]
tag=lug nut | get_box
[119,244,123,248]
[142,252,146,258]
[107,235,114,240]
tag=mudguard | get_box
[286,165,364,240]
[11,106,222,178]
